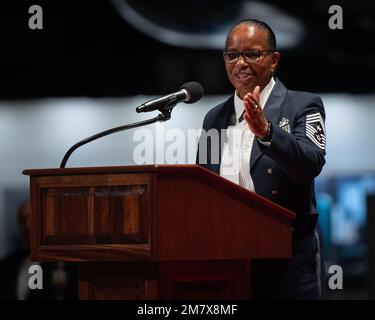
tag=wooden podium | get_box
[23,165,295,299]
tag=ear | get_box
[271,51,281,72]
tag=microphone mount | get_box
[60,109,171,169]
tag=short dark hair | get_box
[225,19,277,51]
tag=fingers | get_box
[242,87,268,137]
[243,111,251,123]
[243,92,259,113]
[253,85,260,101]
[243,97,263,124]
[244,86,260,108]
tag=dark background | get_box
[1,0,375,300]
[1,0,374,99]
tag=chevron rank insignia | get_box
[305,112,326,150]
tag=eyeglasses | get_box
[223,50,274,64]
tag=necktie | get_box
[238,110,244,123]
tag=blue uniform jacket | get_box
[197,78,326,233]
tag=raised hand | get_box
[243,86,269,139]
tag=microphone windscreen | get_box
[180,81,204,104]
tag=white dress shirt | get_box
[220,77,276,190]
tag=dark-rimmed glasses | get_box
[223,50,274,64]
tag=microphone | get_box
[136,81,204,113]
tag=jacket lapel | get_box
[250,78,287,171]
[213,96,235,131]
[210,96,235,174]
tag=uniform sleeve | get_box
[258,96,326,183]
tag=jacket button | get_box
[271,190,279,196]
[267,168,273,174]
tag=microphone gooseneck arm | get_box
[60,110,172,168]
